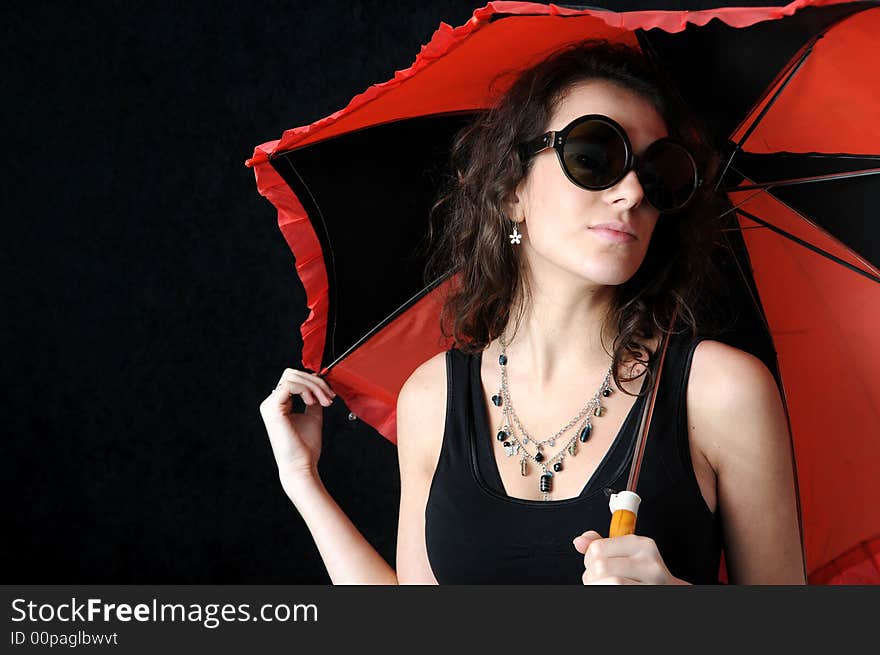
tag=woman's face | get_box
[508,79,668,288]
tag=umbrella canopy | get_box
[247,0,880,584]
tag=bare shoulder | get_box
[687,339,788,474]
[396,350,449,474]
[689,339,777,396]
[398,350,448,400]
[688,339,781,410]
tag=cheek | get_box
[542,216,658,285]
[522,156,583,218]
[522,203,581,255]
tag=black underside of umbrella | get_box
[272,113,475,364]
[636,1,870,147]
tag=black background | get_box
[4,1,789,583]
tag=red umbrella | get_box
[247,0,880,583]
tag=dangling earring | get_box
[508,219,523,245]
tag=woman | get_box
[259,40,806,585]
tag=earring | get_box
[508,220,522,245]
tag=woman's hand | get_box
[259,368,337,494]
[572,530,689,585]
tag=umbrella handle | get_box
[609,491,641,537]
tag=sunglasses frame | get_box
[520,113,703,212]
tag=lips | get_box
[589,222,637,239]
[590,228,636,243]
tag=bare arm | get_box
[394,353,446,584]
[284,475,398,585]
[261,368,397,584]
[688,340,807,584]
[262,353,446,585]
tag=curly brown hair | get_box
[423,39,728,395]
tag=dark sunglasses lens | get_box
[640,141,697,212]
[562,120,627,188]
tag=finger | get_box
[272,380,318,408]
[572,530,602,554]
[582,555,654,584]
[276,375,332,407]
[314,374,337,399]
[300,387,318,405]
[582,533,643,560]
[288,372,335,405]
[281,369,336,398]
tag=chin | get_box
[572,259,642,287]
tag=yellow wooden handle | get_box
[609,509,637,537]
[608,491,641,537]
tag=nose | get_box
[603,169,645,211]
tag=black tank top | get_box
[424,332,723,584]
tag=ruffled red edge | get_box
[245,0,850,168]
[252,162,328,373]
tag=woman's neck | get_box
[497,285,618,390]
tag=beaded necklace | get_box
[492,333,615,501]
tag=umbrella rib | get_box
[714,218,774,338]
[716,186,777,221]
[735,39,818,150]
[322,274,450,372]
[724,166,880,193]
[715,34,820,193]
[734,208,880,284]
[788,153,880,161]
[723,165,880,279]
[718,165,880,277]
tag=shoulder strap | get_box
[624,307,680,492]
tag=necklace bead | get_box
[540,473,552,493]
[578,423,592,443]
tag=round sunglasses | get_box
[520,114,702,213]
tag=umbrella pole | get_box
[608,307,679,538]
